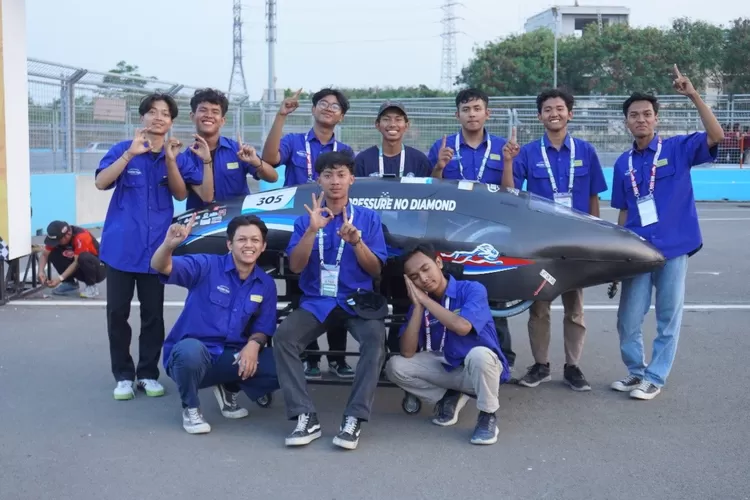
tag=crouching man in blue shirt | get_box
[385,243,511,445]
[150,214,280,434]
[273,151,388,451]
[610,66,724,401]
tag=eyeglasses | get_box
[317,101,342,112]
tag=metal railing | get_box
[27,58,750,173]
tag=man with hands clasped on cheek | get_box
[385,243,511,446]
[151,214,280,435]
[273,151,388,451]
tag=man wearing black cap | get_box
[38,220,106,298]
[354,101,432,178]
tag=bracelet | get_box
[122,153,132,162]
[203,160,212,165]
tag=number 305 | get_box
[257,195,282,205]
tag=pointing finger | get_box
[237,132,243,147]
[441,135,447,149]
[342,204,348,221]
[293,88,302,99]
[673,64,682,78]
[511,126,517,143]
[186,212,197,233]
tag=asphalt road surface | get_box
[1,203,749,500]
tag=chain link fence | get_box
[27,59,750,173]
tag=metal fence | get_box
[27,58,750,173]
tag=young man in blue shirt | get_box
[426,87,516,371]
[501,88,608,392]
[95,93,203,402]
[273,150,388,451]
[150,214,280,434]
[385,242,510,445]
[610,66,723,401]
[353,101,432,178]
[262,88,355,380]
[182,88,278,211]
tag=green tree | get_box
[102,60,157,88]
[722,18,750,94]
[283,85,453,100]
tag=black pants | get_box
[49,251,105,286]
[106,265,165,382]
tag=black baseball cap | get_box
[346,289,389,320]
[45,220,70,246]
[377,101,408,120]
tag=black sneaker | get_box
[212,385,249,419]
[329,360,355,379]
[518,363,551,388]
[332,415,362,450]
[630,381,661,401]
[285,413,322,446]
[470,411,499,445]
[432,389,470,427]
[304,361,322,380]
[610,374,642,392]
[563,364,591,392]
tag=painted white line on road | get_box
[699,218,750,221]
[694,271,722,275]
[7,300,750,311]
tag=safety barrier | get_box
[28,165,750,236]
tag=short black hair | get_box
[455,88,489,109]
[190,88,229,116]
[227,215,268,242]
[623,92,660,116]
[400,242,439,266]
[536,88,575,114]
[312,88,350,115]
[314,150,355,174]
[138,93,179,119]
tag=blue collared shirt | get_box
[353,145,433,178]
[611,132,718,260]
[511,134,608,213]
[182,136,260,211]
[95,140,203,274]
[399,275,511,381]
[286,202,388,323]
[160,253,278,366]
[277,129,354,186]
[427,130,507,184]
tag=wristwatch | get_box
[250,338,265,349]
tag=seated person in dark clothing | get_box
[38,220,106,298]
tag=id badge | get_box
[320,264,340,297]
[637,194,659,227]
[554,192,573,210]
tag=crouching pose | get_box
[385,243,511,445]
[151,214,280,434]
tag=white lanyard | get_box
[305,132,338,183]
[378,144,405,177]
[540,135,576,193]
[424,296,450,352]
[317,204,353,267]
[627,137,662,199]
[455,132,491,182]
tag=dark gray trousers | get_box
[272,306,386,421]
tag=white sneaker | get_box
[137,379,165,397]
[114,380,135,400]
[80,284,100,298]
[182,408,211,434]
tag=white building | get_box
[524,3,630,37]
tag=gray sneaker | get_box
[52,281,78,295]
[518,363,551,388]
[182,408,211,434]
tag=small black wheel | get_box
[401,393,422,414]
[256,393,272,408]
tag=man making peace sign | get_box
[273,151,388,451]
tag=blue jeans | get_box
[616,254,688,387]
[165,338,280,409]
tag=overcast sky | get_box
[25,0,750,99]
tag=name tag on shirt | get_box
[227,162,239,170]
[320,264,340,297]
[250,294,263,303]
[637,195,659,226]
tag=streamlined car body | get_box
[173,177,665,317]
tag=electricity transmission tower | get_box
[440,1,462,91]
[266,0,277,102]
[229,0,248,97]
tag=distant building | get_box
[524,3,630,37]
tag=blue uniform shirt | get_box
[427,130,507,184]
[96,140,203,274]
[399,275,511,382]
[183,136,260,211]
[286,201,388,323]
[277,129,353,186]
[160,253,278,366]
[511,134,608,213]
[354,145,433,178]
[611,132,718,260]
